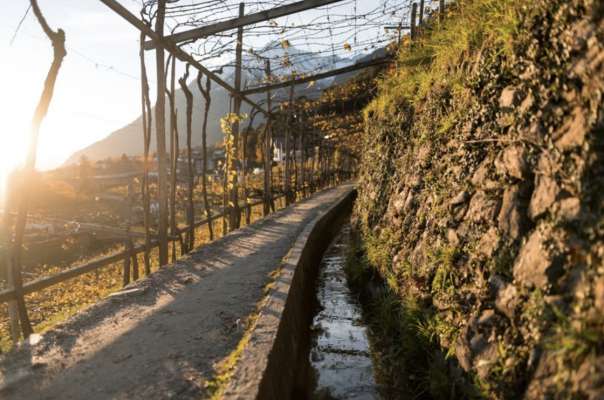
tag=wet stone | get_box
[309,226,380,399]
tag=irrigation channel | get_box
[306,224,380,399]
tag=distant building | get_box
[273,137,286,162]
[271,137,306,163]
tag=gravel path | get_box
[0,184,353,400]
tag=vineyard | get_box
[3,0,602,399]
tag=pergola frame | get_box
[99,0,270,116]
[241,57,392,95]
[2,0,428,343]
[143,0,347,50]
[98,0,393,229]
[100,0,394,113]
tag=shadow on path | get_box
[0,185,353,400]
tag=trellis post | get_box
[242,110,258,226]
[410,2,418,40]
[419,0,424,26]
[2,192,21,343]
[299,111,306,197]
[197,72,214,241]
[284,81,295,205]
[169,56,178,261]
[263,60,273,216]
[129,238,139,281]
[139,30,152,276]
[293,119,298,199]
[229,2,245,231]
[179,64,195,252]
[8,0,69,340]
[309,135,315,193]
[440,0,445,21]
[155,0,169,266]
[122,240,131,287]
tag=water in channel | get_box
[309,225,380,400]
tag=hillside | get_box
[352,0,604,398]
[65,45,384,164]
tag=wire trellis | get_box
[135,0,424,88]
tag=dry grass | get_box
[0,190,293,352]
[366,0,523,121]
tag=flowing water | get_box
[308,225,380,399]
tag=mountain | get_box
[65,45,383,165]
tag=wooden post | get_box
[263,60,273,217]
[177,233,185,256]
[242,110,258,226]
[328,146,333,186]
[326,145,330,185]
[179,65,195,252]
[322,143,327,188]
[440,0,445,21]
[299,110,306,197]
[322,144,326,187]
[155,0,169,266]
[127,239,138,281]
[293,129,298,199]
[2,197,21,343]
[316,142,321,188]
[222,142,228,237]
[410,2,417,40]
[131,254,139,281]
[333,148,337,184]
[168,56,178,261]
[331,147,335,185]
[196,72,214,241]
[284,81,295,205]
[309,138,314,193]
[122,240,131,287]
[229,3,245,231]
[419,0,424,26]
[139,30,152,275]
[7,0,68,339]
[99,0,269,118]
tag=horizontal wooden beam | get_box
[143,0,346,50]
[0,195,286,303]
[241,57,392,95]
[98,0,268,116]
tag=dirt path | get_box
[0,184,354,400]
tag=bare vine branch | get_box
[8,0,67,339]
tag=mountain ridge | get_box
[65,45,386,165]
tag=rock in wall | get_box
[354,1,604,398]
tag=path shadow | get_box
[0,186,346,400]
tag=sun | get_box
[0,116,28,202]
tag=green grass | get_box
[365,0,523,124]
[344,230,480,399]
[430,246,461,295]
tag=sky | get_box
[0,0,146,196]
[0,0,407,196]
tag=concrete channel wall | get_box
[224,186,356,400]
